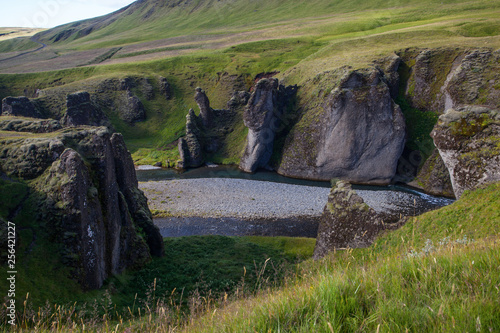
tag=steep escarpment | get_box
[0,122,164,290]
[277,65,406,185]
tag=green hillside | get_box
[33,0,500,50]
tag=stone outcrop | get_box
[159,77,172,100]
[240,78,285,173]
[1,96,43,118]
[194,87,214,127]
[278,67,406,185]
[227,91,250,111]
[431,105,500,198]
[313,181,402,258]
[116,90,146,124]
[61,91,109,127]
[177,109,204,169]
[0,124,164,290]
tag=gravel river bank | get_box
[139,177,454,238]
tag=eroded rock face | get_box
[431,106,500,198]
[1,96,43,118]
[0,124,164,290]
[313,181,402,258]
[240,78,287,173]
[278,68,406,185]
[194,87,213,127]
[61,91,109,127]
[177,109,204,169]
[159,77,172,100]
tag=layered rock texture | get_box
[431,106,500,198]
[313,181,402,258]
[240,78,286,173]
[0,121,164,290]
[194,87,214,127]
[278,67,406,184]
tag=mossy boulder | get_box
[431,105,500,198]
[0,117,62,133]
[313,181,403,258]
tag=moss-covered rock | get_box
[0,122,164,290]
[431,105,500,198]
[313,181,403,258]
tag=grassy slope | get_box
[33,0,500,50]
[184,182,500,333]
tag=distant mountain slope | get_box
[34,0,500,50]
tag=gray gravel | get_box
[139,178,454,219]
[140,178,330,218]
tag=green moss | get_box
[449,113,493,137]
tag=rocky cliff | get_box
[240,78,287,173]
[431,106,500,198]
[0,121,164,290]
[278,66,406,185]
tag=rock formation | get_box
[194,87,214,127]
[431,105,500,198]
[61,91,109,127]
[313,181,403,258]
[1,96,43,118]
[240,78,284,173]
[117,90,146,124]
[177,109,204,169]
[0,121,164,290]
[278,67,406,185]
[159,76,172,100]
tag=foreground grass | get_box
[185,183,500,332]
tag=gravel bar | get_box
[139,178,331,218]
